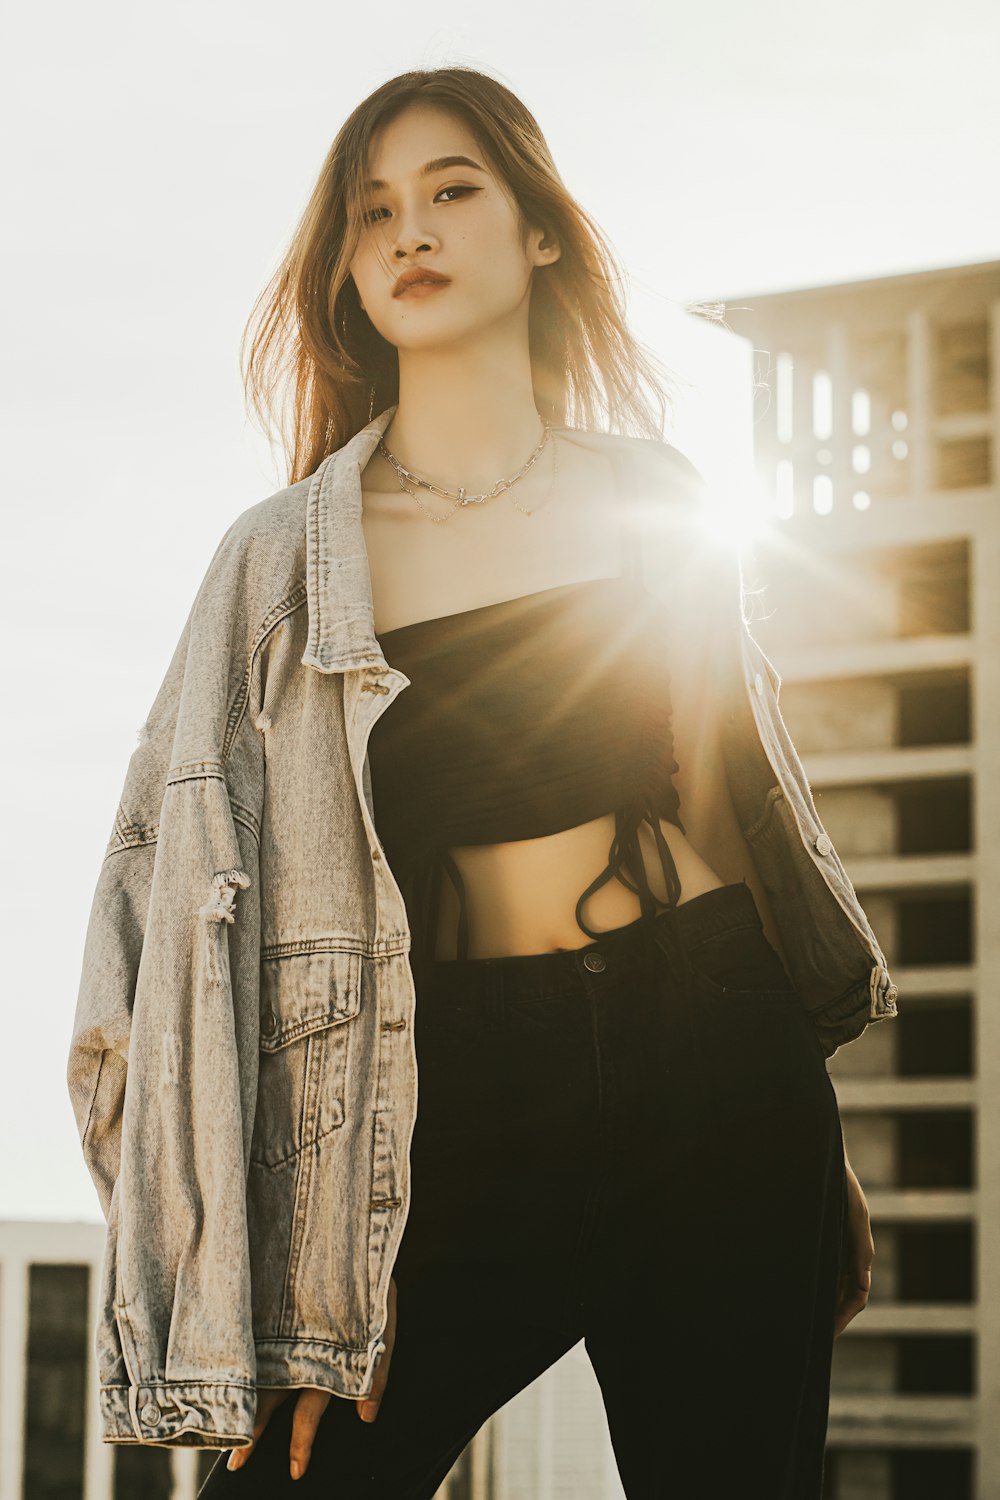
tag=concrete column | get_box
[974,299,1000,1497]
[0,1254,27,1500]
[906,307,932,497]
[535,1367,555,1500]
[83,1250,115,1500]
[171,1449,201,1500]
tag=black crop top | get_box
[367,529,687,991]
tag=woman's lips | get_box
[395,280,451,299]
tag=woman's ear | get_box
[533,226,561,268]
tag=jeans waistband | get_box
[420,879,761,1003]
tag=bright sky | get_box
[4,0,997,1223]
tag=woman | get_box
[68,65,896,1500]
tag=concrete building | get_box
[716,258,1000,1499]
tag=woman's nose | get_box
[393,234,436,257]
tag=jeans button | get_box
[583,951,606,973]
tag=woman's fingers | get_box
[357,1274,399,1423]
[287,1388,333,1480]
[833,1263,872,1339]
[223,1279,400,1478]
[833,1163,875,1339]
[225,1387,289,1470]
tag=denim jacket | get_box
[67,404,898,1449]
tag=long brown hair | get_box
[241,65,682,486]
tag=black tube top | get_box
[368,574,686,991]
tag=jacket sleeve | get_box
[654,443,899,1050]
[67,533,262,1448]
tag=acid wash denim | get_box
[66,403,899,1450]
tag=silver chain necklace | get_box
[377,418,557,522]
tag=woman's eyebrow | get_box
[368,156,487,190]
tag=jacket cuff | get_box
[99,1381,255,1448]
[811,966,899,1058]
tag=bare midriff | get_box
[428,813,727,960]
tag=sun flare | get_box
[691,473,778,560]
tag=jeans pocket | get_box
[685,921,799,1004]
[688,924,833,1070]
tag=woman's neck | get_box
[386,343,547,496]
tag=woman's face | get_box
[348,102,560,353]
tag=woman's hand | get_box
[833,1160,874,1339]
[225,1275,398,1480]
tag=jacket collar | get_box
[300,402,653,674]
[302,405,399,674]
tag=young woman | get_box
[69,65,896,1500]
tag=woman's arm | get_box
[669,648,794,975]
[67,526,263,1448]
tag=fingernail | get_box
[361,1401,379,1422]
[290,1459,303,1480]
[226,1453,241,1471]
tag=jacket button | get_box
[815,834,832,856]
[583,952,606,972]
[262,1009,277,1036]
[141,1402,161,1425]
[753,672,765,696]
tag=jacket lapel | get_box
[302,405,398,673]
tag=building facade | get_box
[717,258,1000,1499]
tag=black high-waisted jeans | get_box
[199,880,847,1500]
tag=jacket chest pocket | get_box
[250,949,363,1171]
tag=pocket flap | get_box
[259,949,363,1051]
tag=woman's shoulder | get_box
[555,424,708,507]
[181,472,318,649]
[223,471,315,554]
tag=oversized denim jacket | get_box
[66,405,898,1449]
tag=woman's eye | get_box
[436,185,476,204]
[363,186,477,224]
